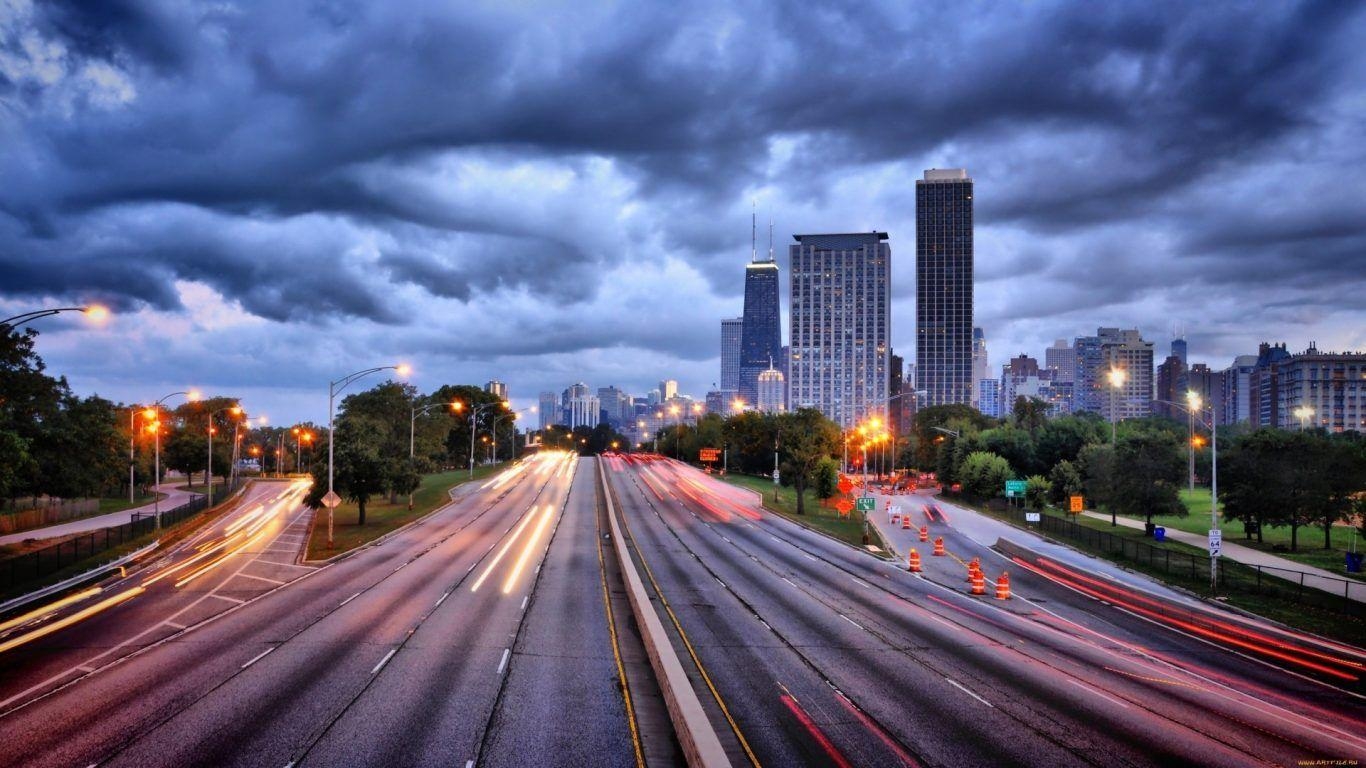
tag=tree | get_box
[431,384,507,469]
[813,456,840,499]
[305,418,388,526]
[1078,443,1117,520]
[959,452,1013,500]
[1024,475,1051,510]
[1221,429,1294,545]
[980,425,1042,477]
[1036,414,1108,471]
[774,409,841,514]
[1111,431,1185,531]
[1047,459,1084,505]
[1011,396,1049,437]
[912,404,995,471]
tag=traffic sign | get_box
[1069,495,1084,513]
[1026,512,1041,523]
[1209,529,1222,558]
[320,490,342,509]
[855,497,876,513]
[1004,479,1027,498]
[699,447,720,462]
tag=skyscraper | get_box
[485,380,508,400]
[657,379,678,401]
[720,317,743,394]
[971,327,989,405]
[915,168,974,407]
[740,216,782,406]
[1098,328,1155,422]
[757,362,786,414]
[1045,339,1075,383]
[789,232,891,429]
[538,391,559,430]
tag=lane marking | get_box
[241,648,274,669]
[209,594,246,605]
[371,648,397,674]
[163,621,187,630]
[781,577,799,588]
[802,553,818,562]
[945,677,993,707]
[339,592,361,607]
[434,591,450,608]
[850,576,871,589]
[497,647,511,674]
[520,595,529,610]
[1067,678,1131,709]
[839,614,863,631]
[235,573,286,586]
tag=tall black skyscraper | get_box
[740,218,781,405]
[915,168,974,407]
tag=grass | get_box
[96,493,162,515]
[305,465,506,561]
[721,474,890,555]
[1105,488,1365,579]
[948,494,1364,646]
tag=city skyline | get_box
[2,3,1365,425]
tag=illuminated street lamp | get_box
[409,399,459,509]
[206,404,242,506]
[453,399,509,478]
[1107,366,1128,444]
[1156,393,1221,592]
[326,364,410,547]
[1,305,110,329]
[1293,405,1315,431]
[147,389,201,529]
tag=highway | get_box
[601,455,1366,768]
[0,452,653,768]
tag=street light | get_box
[326,364,409,547]
[147,389,201,529]
[408,399,459,509]
[1107,366,1127,444]
[453,400,509,478]
[1155,394,1220,593]
[206,404,242,506]
[1,305,110,329]
[492,408,530,464]
[1293,405,1314,431]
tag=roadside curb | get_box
[598,460,731,768]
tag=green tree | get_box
[959,451,1013,499]
[1047,459,1084,505]
[1112,431,1186,531]
[1220,429,1294,545]
[912,404,995,471]
[813,456,840,499]
[1036,414,1108,471]
[1078,443,1117,520]
[775,409,840,514]
[1011,396,1050,437]
[305,418,389,525]
[1024,475,1051,510]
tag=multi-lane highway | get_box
[1,451,1363,767]
[0,452,657,768]
[601,455,1366,768]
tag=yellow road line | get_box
[596,493,647,768]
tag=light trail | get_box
[0,588,102,635]
[470,507,540,592]
[0,588,145,655]
[501,505,555,594]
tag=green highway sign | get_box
[855,497,876,513]
[1004,479,1027,498]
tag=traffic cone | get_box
[932,537,945,556]
[970,569,986,596]
[908,549,922,573]
[901,514,911,530]
[919,525,929,542]
[995,572,1011,600]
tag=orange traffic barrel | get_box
[919,525,929,542]
[901,514,911,530]
[995,572,1011,600]
[908,549,922,573]
[932,537,945,556]
[970,569,987,595]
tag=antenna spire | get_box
[768,218,774,262]
[750,201,757,263]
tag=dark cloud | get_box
[2,0,1365,419]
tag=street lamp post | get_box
[456,401,508,478]
[409,400,458,510]
[1156,393,1220,593]
[1293,405,1314,431]
[207,404,242,506]
[147,389,200,529]
[1,305,109,330]
[327,365,409,548]
[1107,367,1128,444]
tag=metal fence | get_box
[0,493,215,593]
[992,505,1364,619]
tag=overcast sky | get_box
[3,0,1365,424]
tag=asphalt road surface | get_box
[601,455,1366,768]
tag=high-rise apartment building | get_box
[739,221,782,406]
[971,327,990,405]
[977,379,1001,418]
[1155,355,1187,419]
[1072,335,1106,414]
[537,391,559,430]
[1097,328,1154,422]
[485,379,508,401]
[789,232,891,428]
[657,380,678,402]
[720,317,743,394]
[597,386,630,427]
[1221,355,1258,424]
[1045,339,1075,384]
[915,168,974,407]
[757,363,786,414]
[567,395,600,429]
[1180,363,1224,425]
[1261,344,1365,432]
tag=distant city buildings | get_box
[485,379,508,400]
[537,391,558,430]
[976,378,1001,418]
[739,219,782,407]
[789,232,891,428]
[971,327,989,406]
[757,362,786,414]
[915,168,974,408]
[1245,343,1365,432]
[719,317,743,395]
[1044,339,1075,384]
[1098,328,1154,422]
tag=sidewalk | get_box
[0,480,200,546]
[1080,511,1364,604]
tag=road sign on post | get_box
[1209,529,1222,558]
[699,448,720,463]
[320,490,342,509]
[1069,495,1084,513]
[855,497,876,513]
[1004,480,1027,498]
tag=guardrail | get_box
[0,540,159,616]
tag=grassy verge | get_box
[1104,488,1365,579]
[946,494,1364,646]
[96,494,162,514]
[721,474,890,555]
[305,465,505,561]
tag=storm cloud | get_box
[2,0,1364,420]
